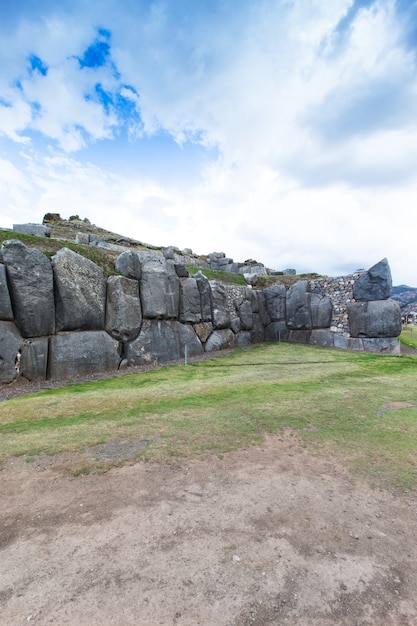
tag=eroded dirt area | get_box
[1,434,417,625]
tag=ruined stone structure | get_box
[0,240,401,385]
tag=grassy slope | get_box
[0,343,416,491]
[0,223,320,288]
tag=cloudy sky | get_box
[0,0,416,285]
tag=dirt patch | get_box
[1,434,416,625]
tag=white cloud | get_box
[1,0,417,286]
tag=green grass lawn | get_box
[1,342,416,491]
[400,326,417,349]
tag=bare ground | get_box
[1,432,417,626]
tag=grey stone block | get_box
[48,331,120,379]
[13,223,50,237]
[0,264,13,320]
[0,321,24,383]
[106,276,142,342]
[1,240,55,337]
[353,258,392,301]
[126,320,203,365]
[205,329,235,352]
[52,248,106,332]
[20,337,49,381]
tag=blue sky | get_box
[1,0,416,285]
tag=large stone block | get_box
[20,337,49,381]
[286,281,311,330]
[234,331,252,347]
[125,320,203,365]
[348,300,401,338]
[366,300,402,338]
[13,223,50,237]
[0,264,13,320]
[193,321,213,343]
[194,271,212,321]
[180,277,201,323]
[353,258,392,301]
[333,334,364,351]
[310,294,332,329]
[115,251,142,279]
[250,313,265,343]
[288,330,312,343]
[52,248,106,332]
[210,281,231,329]
[48,331,120,379]
[138,253,179,319]
[235,298,253,330]
[363,338,400,354]
[106,276,142,342]
[264,321,289,342]
[1,240,55,337]
[309,329,334,348]
[264,284,286,322]
[205,328,235,352]
[0,321,24,383]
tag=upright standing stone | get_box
[310,294,332,328]
[138,252,179,319]
[195,272,212,321]
[1,240,55,337]
[20,337,49,381]
[106,276,142,342]
[115,250,142,279]
[180,277,202,323]
[210,281,231,329]
[286,281,311,330]
[0,264,13,320]
[0,321,24,383]
[353,258,392,301]
[52,248,106,332]
[264,284,286,322]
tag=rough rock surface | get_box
[106,276,142,343]
[205,328,235,352]
[0,321,24,383]
[353,258,392,301]
[286,281,311,330]
[13,223,50,237]
[210,281,231,329]
[1,240,55,337]
[20,337,49,381]
[52,248,106,332]
[0,264,13,320]
[48,331,120,379]
[348,300,402,338]
[126,320,203,365]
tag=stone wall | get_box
[0,241,402,385]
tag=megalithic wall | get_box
[0,243,402,385]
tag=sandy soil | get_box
[1,432,417,626]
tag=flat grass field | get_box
[0,343,416,491]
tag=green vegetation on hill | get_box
[0,228,119,276]
[1,343,416,492]
[187,266,247,286]
[1,222,318,287]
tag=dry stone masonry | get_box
[0,240,401,385]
